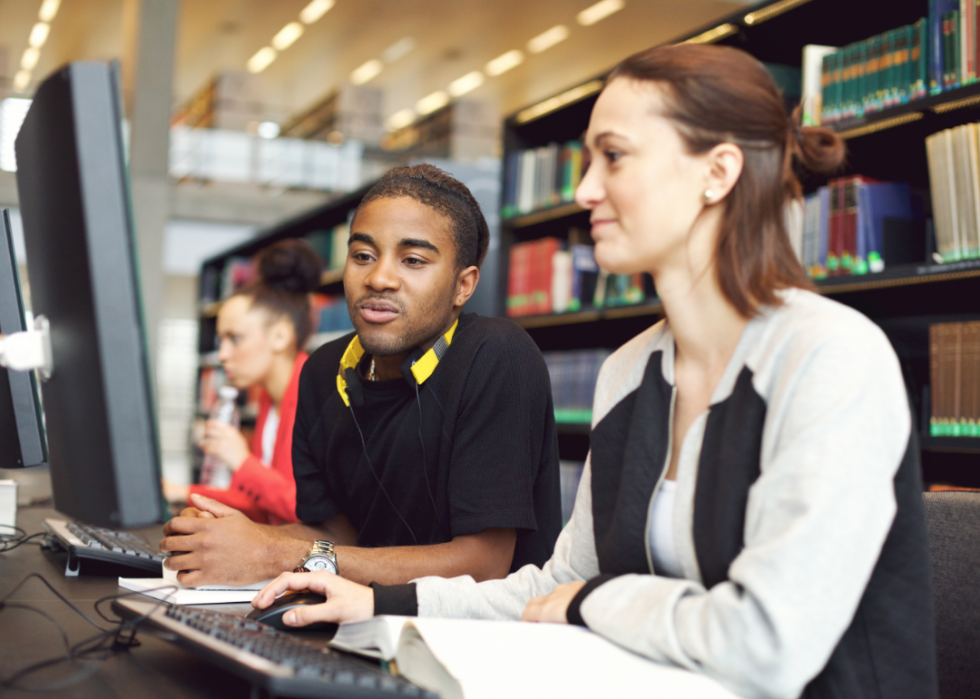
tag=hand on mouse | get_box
[252,571,374,627]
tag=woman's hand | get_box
[521,581,586,624]
[252,571,375,627]
[161,479,190,504]
[200,420,251,471]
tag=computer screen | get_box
[0,209,47,470]
[14,61,162,528]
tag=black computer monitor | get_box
[13,61,162,528]
[0,209,47,470]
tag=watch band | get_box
[294,540,338,574]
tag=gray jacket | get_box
[411,289,936,699]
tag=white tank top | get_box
[648,479,684,578]
[261,407,279,467]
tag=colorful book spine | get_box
[503,140,584,219]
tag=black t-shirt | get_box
[292,313,562,571]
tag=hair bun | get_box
[256,239,323,294]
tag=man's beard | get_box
[351,288,456,358]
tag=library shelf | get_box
[814,260,980,295]
[920,437,980,454]
[514,301,664,330]
[320,269,344,286]
[832,81,980,140]
[505,203,586,229]
[556,422,591,436]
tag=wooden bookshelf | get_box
[497,0,980,486]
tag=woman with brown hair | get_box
[253,44,936,697]
[163,239,321,524]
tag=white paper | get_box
[119,577,261,605]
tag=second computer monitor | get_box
[14,61,162,528]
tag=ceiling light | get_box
[417,91,449,115]
[350,59,383,85]
[29,23,50,49]
[272,22,304,51]
[299,0,334,24]
[257,121,280,139]
[12,72,32,93]
[485,49,524,76]
[448,71,485,97]
[743,0,814,25]
[385,108,415,132]
[383,36,416,63]
[247,47,277,73]
[577,0,625,26]
[38,0,60,22]
[21,48,40,71]
[527,25,569,54]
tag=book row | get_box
[501,141,583,219]
[799,177,920,279]
[543,349,612,422]
[818,19,928,125]
[506,238,651,318]
[929,321,980,436]
[304,222,351,273]
[200,257,256,306]
[926,122,980,261]
[314,294,355,334]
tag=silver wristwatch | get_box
[294,540,338,574]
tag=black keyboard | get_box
[44,518,165,576]
[112,598,436,698]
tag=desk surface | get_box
[1,506,255,698]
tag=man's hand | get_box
[200,420,251,471]
[521,581,586,624]
[252,571,374,627]
[160,493,308,587]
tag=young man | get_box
[161,164,562,589]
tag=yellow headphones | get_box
[337,319,459,407]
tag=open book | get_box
[331,616,738,699]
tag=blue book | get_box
[929,0,958,94]
[817,186,831,274]
[858,182,913,273]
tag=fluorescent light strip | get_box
[417,91,450,115]
[300,0,334,25]
[449,71,485,97]
[683,23,738,45]
[38,0,60,22]
[743,0,815,25]
[12,72,32,93]
[516,79,604,124]
[272,22,304,51]
[350,59,383,85]
[836,112,923,140]
[577,0,624,26]
[29,22,50,49]
[528,25,569,54]
[386,108,415,132]
[247,47,277,73]
[485,49,524,76]
[21,48,40,71]
[383,36,416,63]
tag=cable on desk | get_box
[0,573,176,692]
[0,529,48,553]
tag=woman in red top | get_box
[163,239,322,524]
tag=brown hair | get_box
[236,239,322,351]
[608,43,845,317]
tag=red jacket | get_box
[189,352,308,524]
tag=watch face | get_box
[305,556,334,572]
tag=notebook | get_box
[330,616,738,699]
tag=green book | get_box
[913,18,928,99]
[871,34,883,112]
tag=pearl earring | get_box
[703,189,714,204]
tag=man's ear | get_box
[454,266,480,308]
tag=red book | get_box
[536,238,561,314]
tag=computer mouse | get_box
[245,590,337,634]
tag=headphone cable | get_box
[347,404,418,545]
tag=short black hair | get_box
[356,164,490,270]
